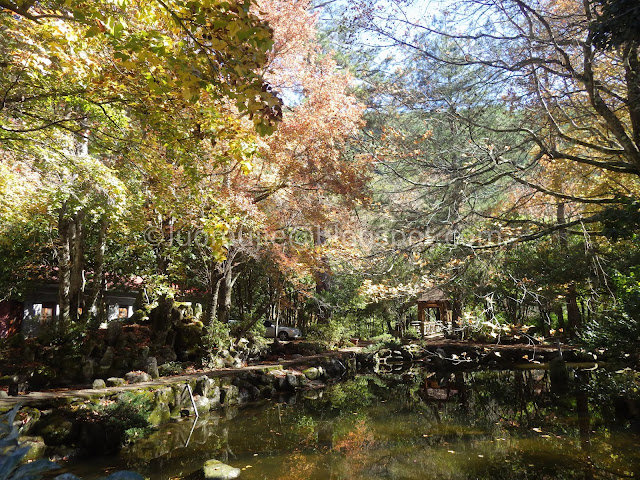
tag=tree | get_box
[0,0,282,328]
[329,0,640,243]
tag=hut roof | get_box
[417,288,449,303]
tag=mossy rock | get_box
[174,322,205,353]
[116,389,154,405]
[37,416,75,445]
[92,379,107,389]
[17,407,41,435]
[127,309,150,324]
[193,395,211,413]
[19,436,46,462]
[220,385,239,406]
[302,367,321,380]
[148,402,171,427]
[203,459,241,479]
[153,387,175,408]
[106,377,126,387]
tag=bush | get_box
[306,319,355,349]
[403,327,421,340]
[581,271,640,366]
[365,334,402,352]
[158,361,185,377]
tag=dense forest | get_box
[1,0,639,367]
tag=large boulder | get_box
[302,367,321,380]
[81,359,95,382]
[194,395,211,413]
[99,347,116,368]
[37,416,75,446]
[195,375,216,397]
[148,402,171,427]
[92,379,106,390]
[149,295,175,345]
[154,386,175,407]
[106,320,123,346]
[125,371,152,384]
[203,459,241,480]
[106,377,126,387]
[19,436,46,462]
[17,407,41,435]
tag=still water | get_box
[66,366,640,479]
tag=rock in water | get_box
[203,459,241,479]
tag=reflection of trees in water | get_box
[109,367,640,480]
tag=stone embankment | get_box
[2,340,595,462]
[358,339,595,373]
[2,350,357,460]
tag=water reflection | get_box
[66,365,640,480]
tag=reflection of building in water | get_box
[422,373,459,401]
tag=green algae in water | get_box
[63,367,640,480]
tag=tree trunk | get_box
[554,304,565,332]
[205,269,223,326]
[451,299,462,338]
[313,227,331,323]
[217,270,240,324]
[566,283,582,337]
[57,208,72,330]
[556,202,582,337]
[69,211,85,323]
[82,217,108,326]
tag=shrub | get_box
[158,361,184,377]
[306,319,355,349]
[581,271,640,366]
[403,327,421,340]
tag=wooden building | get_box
[416,288,451,337]
[0,284,138,338]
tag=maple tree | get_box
[177,0,369,327]
[103,0,371,332]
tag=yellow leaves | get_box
[239,161,253,175]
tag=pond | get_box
[64,365,640,479]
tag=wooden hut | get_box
[416,288,451,336]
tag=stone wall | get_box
[13,353,357,460]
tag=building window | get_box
[118,307,129,319]
[41,306,54,323]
